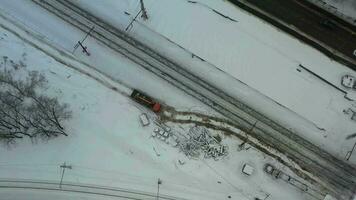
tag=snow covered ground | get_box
[2,0,355,163]
[0,2,319,200]
[70,0,356,163]
[0,189,128,200]
[0,0,355,199]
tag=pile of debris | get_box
[179,126,228,160]
[148,118,228,160]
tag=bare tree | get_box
[0,65,71,144]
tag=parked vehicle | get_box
[264,164,290,181]
[341,75,356,89]
[289,178,308,191]
[130,89,161,112]
[278,172,291,182]
[264,164,308,191]
[242,163,254,176]
[139,113,149,126]
[323,194,337,200]
[264,163,274,174]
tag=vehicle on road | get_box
[319,19,336,30]
[131,89,161,112]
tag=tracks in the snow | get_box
[0,179,187,200]
[29,0,356,198]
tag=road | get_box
[228,0,356,70]
[29,0,356,199]
[0,179,185,200]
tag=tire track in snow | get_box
[0,179,189,200]
[21,0,356,198]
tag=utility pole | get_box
[77,41,90,56]
[156,178,162,200]
[125,10,142,32]
[140,0,148,20]
[73,26,95,55]
[346,140,356,161]
[345,132,356,161]
[59,162,72,189]
[125,0,149,32]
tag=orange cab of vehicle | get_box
[152,103,161,112]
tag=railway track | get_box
[29,0,356,199]
[0,179,186,200]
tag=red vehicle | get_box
[130,89,161,112]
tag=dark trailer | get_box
[130,89,161,112]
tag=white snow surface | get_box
[0,189,129,200]
[0,0,355,199]
[71,0,356,162]
[2,0,355,163]
[0,2,310,200]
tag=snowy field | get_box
[0,0,355,199]
[0,6,312,200]
[1,0,355,163]
[2,0,356,162]
[70,0,356,163]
